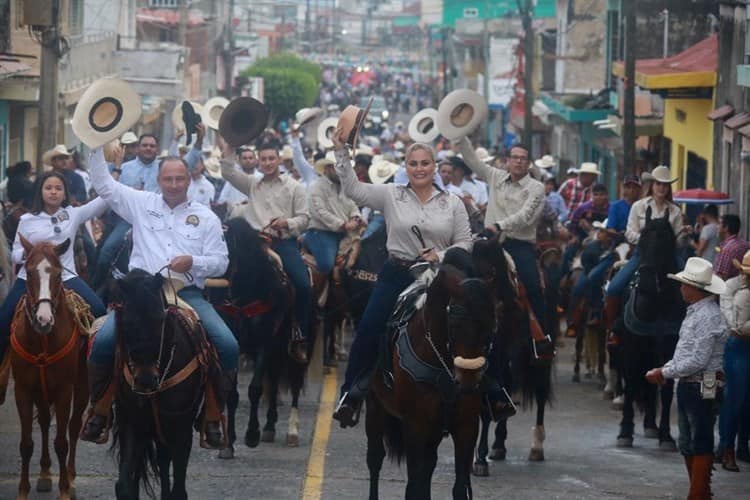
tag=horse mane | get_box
[116,269,166,361]
[224,218,282,303]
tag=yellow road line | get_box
[301,367,338,500]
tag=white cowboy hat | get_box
[577,162,601,176]
[733,250,750,275]
[668,257,726,295]
[356,144,374,157]
[641,171,655,183]
[42,145,71,166]
[436,89,488,141]
[436,150,456,161]
[408,108,440,143]
[171,100,203,134]
[368,159,400,185]
[566,167,579,175]
[281,145,294,161]
[317,117,339,149]
[535,155,555,169]
[201,96,230,130]
[650,165,679,184]
[72,77,142,149]
[314,157,334,176]
[295,107,323,128]
[203,156,222,179]
[120,131,138,145]
[475,147,494,164]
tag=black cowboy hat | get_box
[218,97,269,148]
[181,100,202,146]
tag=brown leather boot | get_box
[200,369,235,450]
[80,361,116,444]
[722,447,740,472]
[603,296,621,330]
[688,454,714,500]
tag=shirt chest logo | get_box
[186,215,200,227]
[147,209,163,219]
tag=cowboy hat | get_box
[72,77,142,149]
[732,250,750,275]
[338,98,373,152]
[171,101,203,134]
[314,158,334,176]
[577,162,601,176]
[218,97,269,147]
[475,147,494,164]
[535,155,555,169]
[42,145,71,166]
[357,144,374,157]
[317,117,338,149]
[408,108,440,143]
[668,257,726,295]
[201,96,230,130]
[368,159,400,185]
[203,156,222,179]
[641,171,655,183]
[436,89,488,141]
[566,167,579,175]
[295,107,323,128]
[120,131,138,145]
[281,145,294,161]
[650,165,679,184]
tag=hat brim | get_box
[436,89,488,141]
[317,117,339,149]
[408,108,440,143]
[172,101,203,133]
[535,160,554,169]
[368,162,400,185]
[653,176,680,184]
[297,107,323,127]
[578,168,601,176]
[667,272,726,295]
[42,148,71,166]
[732,259,750,275]
[218,97,269,147]
[338,98,373,154]
[72,78,142,149]
[201,97,230,131]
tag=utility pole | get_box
[518,0,534,148]
[178,0,188,47]
[305,0,311,45]
[442,26,449,98]
[483,0,491,146]
[623,0,636,174]
[224,0,236,98]
[37,0,61,175]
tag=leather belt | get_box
[681,371,724,384]
[388,256,418,269]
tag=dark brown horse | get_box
[9,237,89,500]
[365,247,496,500]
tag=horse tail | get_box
[111,405,159,497]
[383,414,405,464]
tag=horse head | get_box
[471,235,517,341]
[639,206,676,273]
[20,235,70,334]
[224,217,280,303]
[116,269,168,394]
[432,248,496,392]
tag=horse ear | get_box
[19,234,33,255]
[54,238,71,256]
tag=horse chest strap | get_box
[396,327,455,400]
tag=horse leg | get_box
[115,428,136,500]
[53,391,73,499]
[36,403,53,493]
[169,422,193,500]
[219,377,239,459]
[286,384,301,447]
[658,378,677,450]
[489,418,507,460]
[529,380,548,462]
[573,327,583,382]
[365,396,386,500]
[68,353,89,498]
[157,442,172,500]
[404,436,433,500]
[472,409,490,477]
[262,370,279,443]
[245,353,264,448]
[15,390,34,499]
[452,412,479,500]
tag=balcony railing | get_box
[59,31,118,94]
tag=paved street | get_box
[1,336,748,499]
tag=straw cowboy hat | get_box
[72,77,142,149]
[577,162,601,176]
[475,147,494,164]
[436,89,488,141]
[314,157,334,176]
[733,250,750,275]
[281,145,294,161]
[218,97,269,147]
[317,117,339,149]
[120,131,138,145]
[201,96,230,130]
[171,100,203,134]
[295,107,323,128]
[408,108,440,143]
[203,156,222,179]
[650,165,679,184]
[356,144,374,157]
[535,155,555,169]
[368,159,400,185]
[42,145,71,166]
[668,257,726,295]
[338,98,373,152]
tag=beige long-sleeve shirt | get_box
[308,175,361,232]
[334,149,472,261]
[220,159,309,238]
[457,138,545,242]
[625,197,683,245]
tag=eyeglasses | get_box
[509,155,528,161]
[50,216,61,234]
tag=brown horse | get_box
[9,236,89,500]
[365,247,496,500]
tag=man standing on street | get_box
[714,214,750,281]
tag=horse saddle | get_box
[162,279,197,316]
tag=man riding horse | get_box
[81,146,239,449]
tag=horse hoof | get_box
[659,438,677,452]
[36,477,52,492]
[572,373,580,383]
[602,389,614,400]
[69,486,77,499]
[611,396,624,411]
[261,429,276,443]
[286,433,299,447]
[472,462,489,477]
[488,447,506,461]
[643,427,659,439]
[245,429,260,448]
[218,446,235,459]
[616,436,633,448]
[528,448,545,462]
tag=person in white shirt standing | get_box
[187,158,216,207]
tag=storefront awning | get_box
[0,60,31,80]
[724,112,750,130]
[707,104,734,121]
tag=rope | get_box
[64,289,95,335]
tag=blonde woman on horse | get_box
[0,171,107,396]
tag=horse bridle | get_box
[24,277,64,331]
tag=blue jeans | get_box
[606,250,640,297]
[90,286,239,370]
[342,259,414,394]
[304,229,343,274]
[503,239,545,325]
[362,213,385,240]
[561,240,581,277]
[94,218,131,287]
[719,336,750,450]
[0,277,106,358]
[572,253,616,307]
[272,238,311,340]
[677,381,721,456]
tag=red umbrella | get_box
[673,188,733,205]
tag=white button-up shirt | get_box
[89,148,228,288]
[12,198,108,281]
[625,196,683,245]
[188,175,216,207]
[217,167,262,206]
[308,176,361,232]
